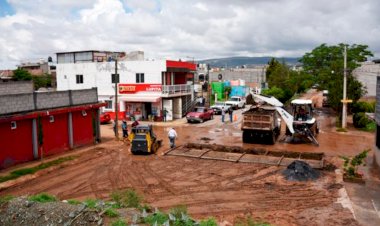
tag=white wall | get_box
[57,60,166,96]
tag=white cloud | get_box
[0,0,379,69]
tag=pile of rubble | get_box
[0,197,102,226]
[282,160,320,181]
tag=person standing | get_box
[168,127,178,148]
[163,108,168,122]
[228,107,234,122]
[221,107,225,123]
[121,120,128,138]
[113,120,117,136]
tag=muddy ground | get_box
[0,90,374,225]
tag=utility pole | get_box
[113,58,119,139]
[342,45,347,129]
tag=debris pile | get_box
[282,160,320,181]
[0,197,102,226]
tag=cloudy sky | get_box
[0,0,379,69]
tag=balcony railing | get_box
[162,84,193,96]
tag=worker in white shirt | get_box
[168,127,178,148]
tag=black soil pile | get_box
[283,160,320,181]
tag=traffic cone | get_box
[234,114,238,122]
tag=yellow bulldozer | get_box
[128,125,162,154]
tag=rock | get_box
[69,211,76,218]
[24,200,34,208]
[77,204,87,212]
[283,160,320,181]
[97,218,103,226]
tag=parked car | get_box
[225,96,245,109]
[210,101,230,115]
[100,112,111,124]
[186,107,214,123]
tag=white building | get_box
[56,51,196,121]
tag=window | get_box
[49,115,55,123]
[11,121,17,129]
[136,73,144,83]
[76,74,83,84]
[105,100,112,109]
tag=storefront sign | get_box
[119,84,162,94]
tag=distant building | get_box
[0,81,104,169]
[56,50,196,121]
[353,61,380,97]
[17,58,57,88]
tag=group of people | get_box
[113,119,139,138]
[221,107,234,123]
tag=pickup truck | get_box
[210,101,230,115]
[186,107,214,123]
[225,96,245,110]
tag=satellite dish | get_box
[218,74,222,80]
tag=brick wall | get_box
[0,88,98,115]
[71,89,98,105]
[0,81,34,95]
[0,93,35,115]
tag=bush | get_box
[351,101,375,113]
[105,208,119,218]
[142,211,169,225]
[111,188,142,208]
[170,205,188,219]
[28,193,57,203]
[353,112,371,128]
[340,149,370,178]
[84,199,98,209]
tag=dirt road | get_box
[0,89,373,225]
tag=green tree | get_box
[13,68,32,81]
[33,73,52,90]
[300,43,373,110]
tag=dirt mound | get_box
[283,160,320,181]
[0,197,102,226]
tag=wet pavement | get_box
[344,155,380,226]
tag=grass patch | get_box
[104,208,119,218]
[84,199,98,209]
[142,211,169,225]
[170,204,188,219]
[0,156,76,183]
[111,219,127,226]
[199,217,218,226]
[0,195,14,205]
[111,188,142,208]
[67,199,82,205]
[336,127,347,132]
[28,193,57,203]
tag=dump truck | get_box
[241,104,281,144]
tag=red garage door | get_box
[41,113,70,156]
[0,119,34,169]
[72,110,94,147]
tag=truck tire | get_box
[268,131,276,145]
[285,126,292,136]
[242,131,250,143]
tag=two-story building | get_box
[56,51,196,121]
